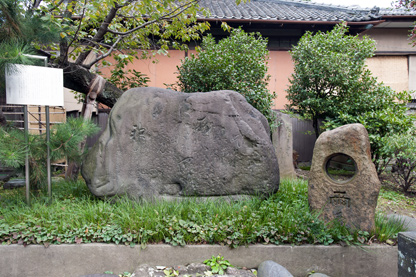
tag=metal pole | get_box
[38,106,42,134]
[46,106,51,200]
[24,105,30,205]
[20,54,53,203]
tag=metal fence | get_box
[0,104,65,133]
[290,116,322,163]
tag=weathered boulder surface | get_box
[82,87,279,200]
[308,124,380,231]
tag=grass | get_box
[377,185,416,218]
[374,214,406,243]
[0,178,406,247]
[298,165,355,176]
[326,168,356,176]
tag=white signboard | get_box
[6,64,64,106]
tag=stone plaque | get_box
[308,124,380,231]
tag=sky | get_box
[312,0,397,8]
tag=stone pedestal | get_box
[308,124,380,231]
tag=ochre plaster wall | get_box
[366,56,409,93]
[92,48,412,113]
[267,51,294,110]
[100,50,187,89]
[365,28,415,53]
[101,49,293,110]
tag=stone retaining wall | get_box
[0,244,397,277]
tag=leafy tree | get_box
[1,0,251,107]
[104,53,150,91]
[286,24,376,138]
[286,24,414,173]
[175,28,276,127]
[0,0,227,179]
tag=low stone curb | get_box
[0,243,397,277]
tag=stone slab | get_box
[0,244,397,277]
[3,179,25,189]
[387,214,416,232]
[272,112,296,179]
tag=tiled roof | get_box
[379,7,416,16]
[198,0,382,22]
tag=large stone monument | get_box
[82,87,279,200]
[308,124,380,231]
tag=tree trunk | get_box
[0,109,7,127]
[313,117,320,139]
[63,63,123,108]
[64,66,114,181]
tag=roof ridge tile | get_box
[198,0,415,22]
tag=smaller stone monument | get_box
[308,124,380,231]
[272,112,296,179]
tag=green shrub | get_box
[175,28,276,127]
[323,87,414,175]
[379,128,416,192]
[0,118,99,188]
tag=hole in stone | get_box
[325,153,357,183]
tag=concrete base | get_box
[0,244,397,277]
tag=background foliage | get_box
[104,53,150,91]
[175,28,276,127]
[379,128,416,192]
